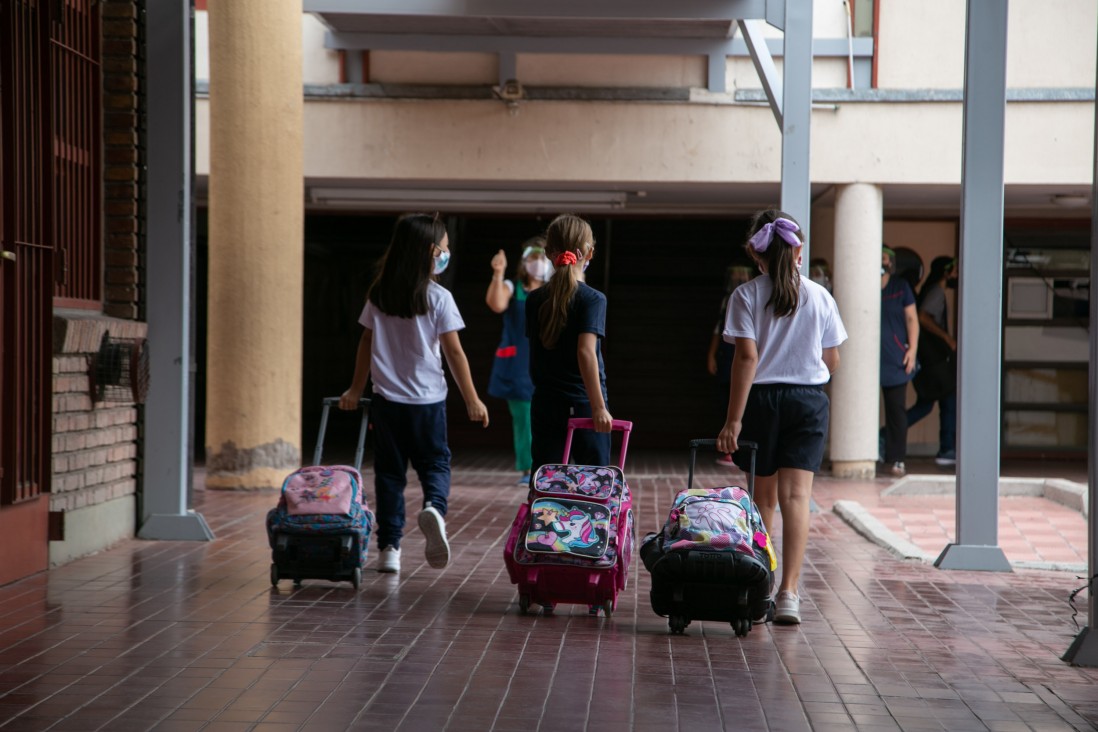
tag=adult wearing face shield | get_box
[487,237,553,485]
[880,246,919,477]
[908,256,958,466]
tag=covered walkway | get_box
[0,453,1094,731]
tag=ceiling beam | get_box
[305,0,777,23]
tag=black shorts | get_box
[733,384,829,477]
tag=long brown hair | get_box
[368,213,447,318]
[539,214,594,348]
[745,209,803,318]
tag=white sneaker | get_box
[774,590,801,624]
[377,546,401,573]
[418,506,450,569]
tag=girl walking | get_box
[340,214,489,574]
[525,214,612,472]
[716,210,847,624]
[486,237,552,485]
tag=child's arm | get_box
[339,328,373,410]
[706,330,720,376]
[822,346,840,376]
[576,333,612,432]
[716,337,757,454]
[486,250,511,313]
[440,331,490,427]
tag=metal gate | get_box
[1,0,52,508]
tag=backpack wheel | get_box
[351,567,362,590]
[669,616,687,635]
[602,600,614,619]
[518,594,531,615]
[733,618,750,636]
[269,563,279,586]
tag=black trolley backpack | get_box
[640,439,776,636]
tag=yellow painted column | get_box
[205,0,303,489]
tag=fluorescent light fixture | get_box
[308,187,628,212]
[1050,194,1090,208]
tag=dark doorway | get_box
[195,212,753,462]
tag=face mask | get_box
[433,250,450,275]
[582,256,592,273]
[527,259,553,281]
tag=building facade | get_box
[0,0,1094,585]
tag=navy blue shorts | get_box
[733,384,829,477]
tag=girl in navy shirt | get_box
[526,215,612,472]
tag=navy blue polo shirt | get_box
[525,283,607,401]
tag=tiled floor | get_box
[0,451,1094,731]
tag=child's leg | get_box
[407,400,452,514]
[530,395,567,470]
[371,396,410,549]
[774,467,814,594]
[508,399,532,474]
[753,473,779,540]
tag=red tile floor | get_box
[0,451,1094,732]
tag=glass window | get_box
[1003,410,1087,450]
[1004,368,1087,405]
[852,0,875,37]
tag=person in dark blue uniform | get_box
[880,246,919,477]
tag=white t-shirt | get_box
[359,281,466,404]
[723,275,847,386]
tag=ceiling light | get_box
[308,188,628,212]
[1050,194,1090,208]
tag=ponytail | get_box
[744,209,803,318]
[539,214,594,349]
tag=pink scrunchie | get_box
[748,218,802,252]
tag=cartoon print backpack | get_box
[660,486,776,572]
[514,463,629,568]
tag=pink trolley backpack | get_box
[503,418,634,617]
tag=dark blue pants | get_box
[907,391,956,455]
[370,394,451,550]
[530,394,611,472]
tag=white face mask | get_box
[526,258,553,281]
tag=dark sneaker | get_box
[889,461,906,477]
[418,506,450,569]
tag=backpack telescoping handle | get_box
[315,397,370,471]
[563,418,633,469]
[687,439,758,499]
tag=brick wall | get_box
[47,0,145,547]
[101,0,143,320]
[50,316,146,517]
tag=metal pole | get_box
[934,0,1010,571]
[1061,11,1098,667]
[139,0,213,541]
[778,0,813,267]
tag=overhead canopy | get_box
[305,0,787,37]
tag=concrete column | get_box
[205,0,304,489]
[829,183,882,479]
